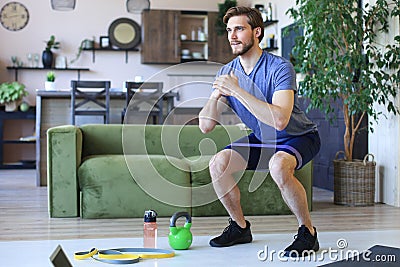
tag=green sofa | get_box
[47,124,313,218]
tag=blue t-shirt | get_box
[218,51,317,142]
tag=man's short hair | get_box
[223,6,264,42]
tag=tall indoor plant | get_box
[287,0,400,205]
[215,0,237,35]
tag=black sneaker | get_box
[284,225,319,257]
[209,218,253,247]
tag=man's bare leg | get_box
[208,148,253,247]
[269,151,319,256]
[269,151,314,235]
[209,149,247,228]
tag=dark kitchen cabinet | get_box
[141,10,181,64]
[141,10,235,64]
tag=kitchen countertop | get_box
[36,89,179,99]
[36,89,125,98]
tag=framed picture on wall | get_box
[100,36,110,48]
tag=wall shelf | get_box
[264,47,279,52]
[82,47,140,64]
[6,67,90,81]
[2,140,35,144]
[181,40,207,44]
[180,58,207,63]
[0,107,36,170]
[263,20,279,52]
[263,20,278,27]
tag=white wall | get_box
[368,5,400,207]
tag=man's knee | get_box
[269,152,296,188]
[209,150,231,179]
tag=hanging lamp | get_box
[51,0,76,11]
[126,0,150,13]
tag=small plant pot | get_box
[5,100,19,112]
[83,40,94,49]
[45,81,56,91]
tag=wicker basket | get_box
[333,152,376,206]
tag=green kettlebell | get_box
[168,211,192,250]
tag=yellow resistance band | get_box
[74,247,175,264]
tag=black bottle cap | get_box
[144,210,157,222]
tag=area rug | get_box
[319,245,399,267]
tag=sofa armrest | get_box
[47,125,82,217]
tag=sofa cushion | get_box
[183,155,227,216]
[80,124,248,158]
[78,154,191,218]
[187,155,313,216]
[80,125,125,158]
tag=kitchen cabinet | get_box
[141,10,234,64]
[179,11,209,62]
[142,10,180,64]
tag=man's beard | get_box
[231,37,254,56]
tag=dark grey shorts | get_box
[225,131,320,170]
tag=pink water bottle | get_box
[143,210,157,248]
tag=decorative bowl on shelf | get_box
[192,52,203,59]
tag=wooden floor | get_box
[1,169,400,241]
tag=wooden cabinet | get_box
[141,10,180,64]
[141,10,234,64]
[179,11,208,61]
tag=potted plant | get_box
[0,82,29,111]
[70,37,94,64]
[42,35,60,68]
[45,71,56,91]
[215,0,237,35]
[287,0,400,205]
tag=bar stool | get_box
[70,80,111,125]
